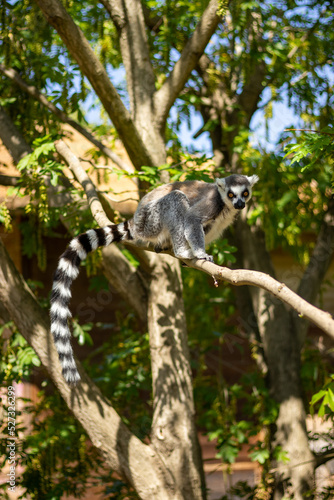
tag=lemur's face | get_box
[216,175,259,210]
[225,184,251,210]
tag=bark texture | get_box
[148,256,206,499]
[101,0,166,167]
[153,0,221,131]
[233,217,319,499]
[0,237,183,500]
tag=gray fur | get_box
[133,174,259,260]
[50,174,259,385]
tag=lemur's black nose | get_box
[235,200,245,209]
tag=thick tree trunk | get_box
[197,38,323,491]
[148,255,206,499]
[234,218,315,499]
[0,232,207,499]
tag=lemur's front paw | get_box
[155,245,172,253]
[198,254,214,263]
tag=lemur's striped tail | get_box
[50,222,132,385]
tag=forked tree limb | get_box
[100,0,156,117]
[154,0,223,130]
[35,0,154,171]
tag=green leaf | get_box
[277,191,298,209]
[327,387,334,412]
[50,170,59,187]
[72,321,94,346]
[31,356,41,367]
[34,142,55,158]
[250,448,269,465]
[17,154,32,172]
[318,400,326,418]
[216,443,239,464]
[274,447,290,464]
[310,389,326,405]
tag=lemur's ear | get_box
[215,178,226,190]
[247,175,259,186]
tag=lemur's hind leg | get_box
[159,191,212,261]
[157,190,195,259]
[133,190,190,257]
[184,213,213,262]
[136,190,212,261]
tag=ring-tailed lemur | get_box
[50,174,259,385]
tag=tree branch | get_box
[183,258,334,340]
[237,62,267,123]
[286,14,322,61]
[154,0,222,130]
[0,65,133,175]
[53,140,334,341]
[0,174,20,186]
[101,244,148,323]
[0,237,179,499]
[141,3,163,32]
[230,232,268,374]
[298,203,334,305]
[100,0,168,170]
[285,128,334,137]
[314,449,334,468]
[100,0,156,118]
[34,0,154,170]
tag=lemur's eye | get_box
[243,191,249,197]
[228,192,234,198]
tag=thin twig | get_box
[285,128,334,137]
[101,192,138,205]
[290,71,309,86]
